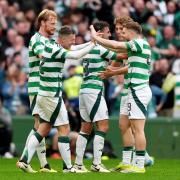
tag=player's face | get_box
[121,27,132,41]
[102,27,111,40]
[44,16,57,36]
[115,23,124,41]
[61,34,76,49]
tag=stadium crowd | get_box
[0,0,180,118]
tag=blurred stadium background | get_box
[0,0,180,162]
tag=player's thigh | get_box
[37,95,61,125]
[53,99,70,128]
[92,95,109,122]
[120,95,128,116]
[128,86,152,120]
[29,95,39,116]
[79,94,91,122]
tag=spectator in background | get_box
[14,19,31,47]
[142,16,162,44]
[1,63,29,115]
[150,59,174,117]
[162,58,180,118]
[130,0,154,23]
[5,35,28,70]
[0,95,13,158]
[147,36,161,63]
[0,29,17,52]
[163,1,176,26]
[64,65,83,110]
[77,19,91,42]
[0,53,6,92]
[148,85,167,118]
[155,26,178,59]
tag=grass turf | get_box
[0,158,180,180]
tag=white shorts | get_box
[120,95,128,116]
[29,95,39,116]
[127,86,152,120]
[79,92,109,122]
[37,95,69,126]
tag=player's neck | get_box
[131,34,141,40]
[38,28,51,39]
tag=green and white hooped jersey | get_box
[28,32,49,96]
[175,74,180,106]
[80,44,117,94]
[39,41,68,97]
[126,38,151,90]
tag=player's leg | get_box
[119,115,134,167]
[57,124,72,171]
[91,93,110,173]
[17,122,52,173]
[17,95,55,173]
[111,95,134,171]
[19,95,55,172]
[74,122,92,171]
[55,99,83,173]
[130,119,146,173]
[19,95,39,161]
[124,87,152,173]
[74,93,92,172]
[92,119,109,173]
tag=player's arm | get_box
[90,25,127,51]
[54,42,95,60]
[66,42,95,59]
[71,41,91,50]
[32,40,45,58]
[99,66,128,79]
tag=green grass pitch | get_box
[0,158,180,180]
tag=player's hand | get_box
[99,67,114,79]
[90,25,97,39]
[37,54,44,59]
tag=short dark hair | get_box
[59,25,75,37]
[125,21,142,34]
[93,21,110,32]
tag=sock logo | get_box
[41,150,46,154]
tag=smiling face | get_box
[115,23,124,41]
[60,34,76,49]
[121,27,135,41]
[101,26,111,40]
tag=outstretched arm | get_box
[71,42,91,50]
[65,42,95,59]
[90,25,127,51]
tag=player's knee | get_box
[37,127,51,137]
[119,122,128,134]
[97,124,109,133]
[80,122,92,134]
[57,124,70,136]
